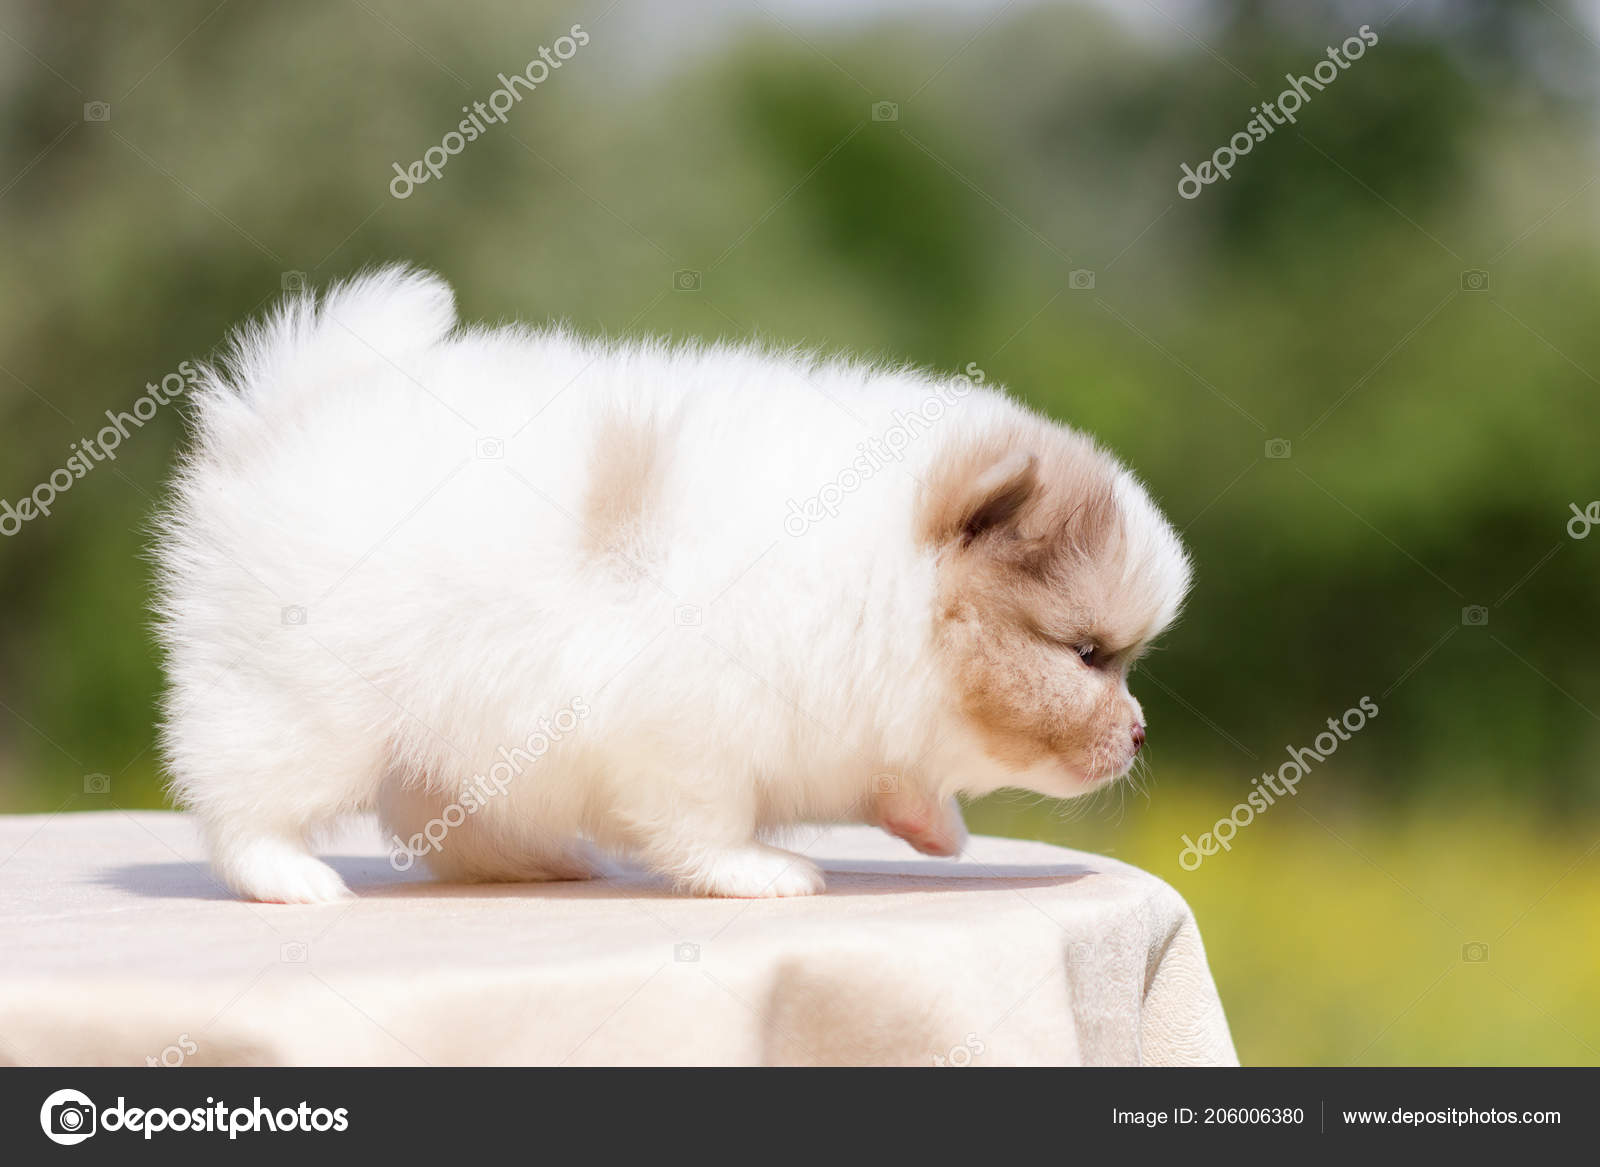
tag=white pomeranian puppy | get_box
[154,267,1190,903]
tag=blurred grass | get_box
[969,786,1600,1065]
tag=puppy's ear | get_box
[927,449,1039,547]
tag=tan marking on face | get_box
[918,419,1189,786]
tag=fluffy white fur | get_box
[155,267,1189,902]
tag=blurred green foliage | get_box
[0,0,1595,1063]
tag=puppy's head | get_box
[919,421,1190,796]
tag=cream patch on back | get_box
[582,407,672,577]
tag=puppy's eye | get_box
[1075,644,1096,667]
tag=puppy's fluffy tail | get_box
[190,265,456,428]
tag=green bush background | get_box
[1,0,1595,1064]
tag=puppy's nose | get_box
[1130,723,1146,753]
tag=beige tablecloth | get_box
[0,811,1236,1066]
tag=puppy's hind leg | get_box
[210,832,355,905]
[168,701,385,904]
[196,759,377,902]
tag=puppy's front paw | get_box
[682,845,826,898]
[876,794,968,858]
